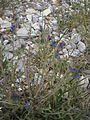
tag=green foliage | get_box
[0,1,89,120]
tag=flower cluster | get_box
[69,66,83,78]
[26,100,30,110]
[10,18,18,31]
[59,41,65,47]
[51,40,57,47]
[48,34,54,40]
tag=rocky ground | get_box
[0,0,90,97]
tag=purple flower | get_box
[69,66,73,71]
[26,53,29,57]
[21,43,24,48]
[15,23,18,28]
[18,69,21,72]
[78,67,83,73]
[75,73,80,78]
[69,66,80,78]
[26,101,30,110]
[26,101,29,107]
[48,34,54,40]
[69,66,76,73]
[12,92,18,100]
[72,68,77,73]
[59,41,65,47]
[16,75,19,79]
[15,17,18,21]
[56,49,59,58]
[10,25,15,31]
[1,35,4,40]
[40,25,42,32]
[51,40,56,47]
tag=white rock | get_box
[70,42,76,49]
[32,22,40,30]
[77,41,86,52]
[34,73,38,85]
[4,40,9,45]
[16,59,24,72]
[71,28,81,43]
[70,49,80,57]
[79,76,89,89]
[32,15,39,23]
[0,107,2,111]
[63,48,68,54]
[26,14,32,22]
[0,18,3,24]
[11,84,14,87]
[52,0,58,4]
[17,27,29,38]
[26,8,38,14]
[66,44,72,50]
[42,8,51,16]
[39,16,45,23]
[18,87,22,91]
[51,19,57,25]
[1,20,11,28]
[55,36,59,41]
[60,34,63,38]
[4,52,13,60]
[4,44,13,51]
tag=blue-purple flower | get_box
[69,66,76,73]
[18,69,21,72]
[72,68,77,73]
[69,66,81,78]
[26,101,30,110]
[10,25,16,31]
[69,66,73,71]
[1,34,4,40]
[56,49,59,58]
[40,25,42,32]
[10,22,18,31]
[48,34,54,40]
[21,43,25,48]
[51,40,56,47]
[12,92,18,100]
[78,67,83,73]
[75,73,80,78]
[15,17,19,21]
[26,53,29,57]
[59,41,65,47]
[16,75,19,79]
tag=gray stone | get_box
[32,22,40,30]
[0,18,3,25]
[4,40,9,45]
[4,44,13,52]
[26,8,39,15]
[42,8,52,16]
[4,52,13,60]
[71,28,81,43]
[1,20,11,29]
[16,59,24,72]
[17,27,29,38]
[79,76,89,89]
[70,49,80,57]
[26,14,32,22]
[77,41,86,52]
